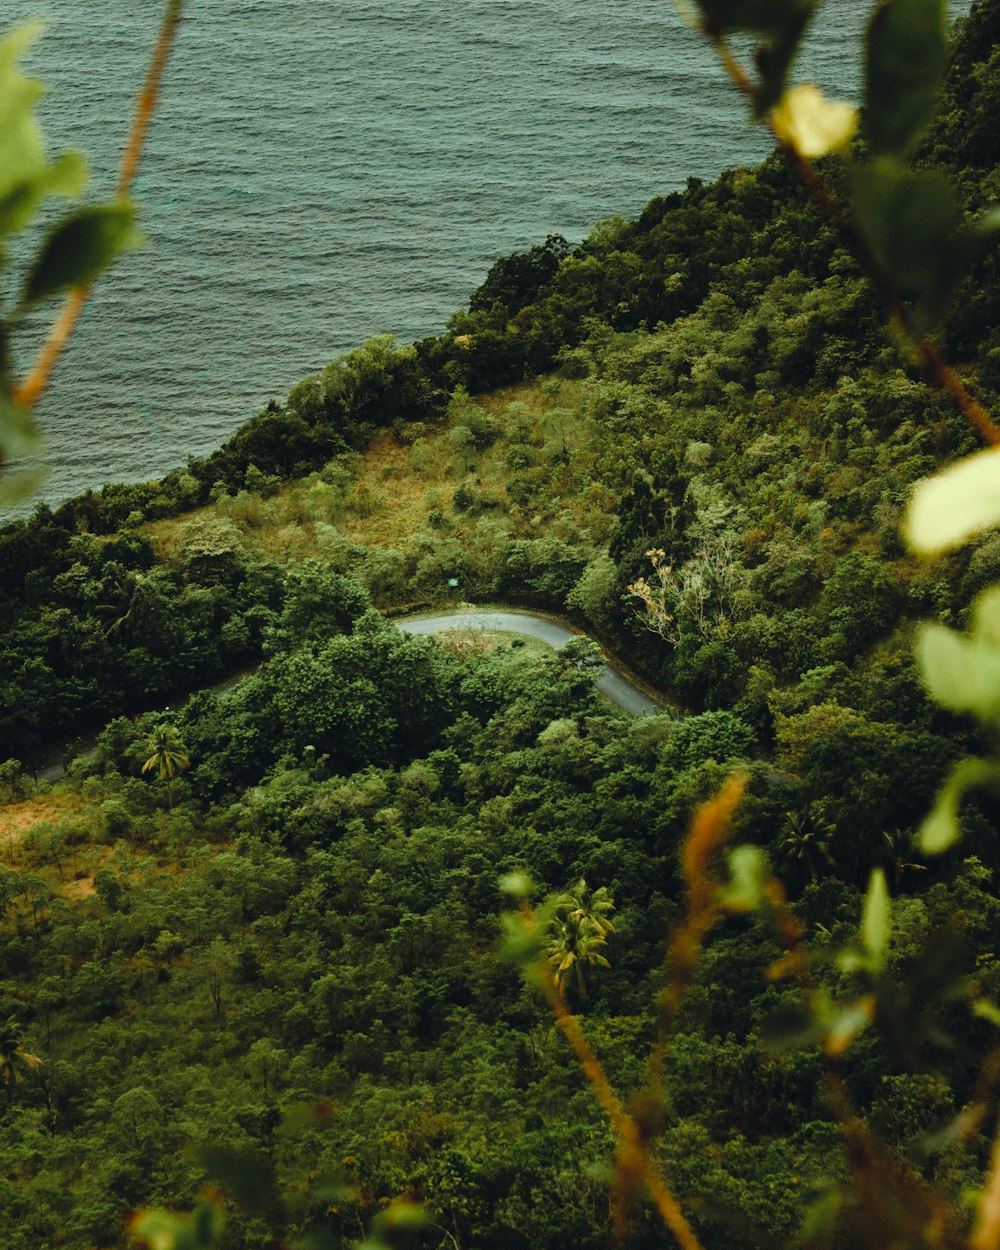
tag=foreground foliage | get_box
[4,1,1000,1248]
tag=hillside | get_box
[2,3,1000,1248]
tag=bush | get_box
[0,760,32,804]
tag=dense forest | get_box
[3,2,1000,1248]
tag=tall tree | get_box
[141,724,190,808]
[546,913,612,1004]
[0,1016,42,1104]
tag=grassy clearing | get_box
[144,376,613,577]
[431,627,555,661]
[0,792,86,863]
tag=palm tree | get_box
[0,1016,42,1103]
[141,724,190,807]
[555,879,616,936]
[780,811,836,884]
[882,830,928,887]
[546,912,612,1003]
[95,569,140,639]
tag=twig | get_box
[537,963,706,1250]
[527,774,747,1250]
[705,28,1000,448]
[971,1123,1000,1250]
[12,0,183,410]
[116,0,183,201]
[645,773,748,1112]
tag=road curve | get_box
[33,608,665,782]
[397,609,664,718]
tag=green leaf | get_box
[825,997,875,1053]
[0,396,40,462]
[697,0,819,113]
[865,0,946,157]
[755,10,820,114]
[973,999,1000,1028]
[918,758,1000,854]
[720,844,769,912]
[373,1202,428,1231]
[915,590,1000,725]
[850,160,962,312]
[916,622,1000,720]
[905,450,1000,555]
[0,24,46,201]
[696,0,814,36]
[973,586,1000,648]
[194,1147,272,1214]
[801,1188,843,1243]
[973,205,1000,238]
[0,466,47,506]
[499,911,545,966]
[22,203,140,307]
[0,24,88,238]
[130,1203,225,1250]
[499,871,535,899]
[861,868,890,968]
[46,149,87,197]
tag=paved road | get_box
[398,609,664,718]
[33,608,665,782]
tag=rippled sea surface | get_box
[6,0,968,516]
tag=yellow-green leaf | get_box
[904,449,1000,555]
[915,622,1000,720]
[0,396,40,461]
[0,24,88,238]
[720,844,769,912]
[973,999,1000,1028]
[861,868,890,968]
[919,758,1000,854]
[0,466,46,506]
[771,85,857,157]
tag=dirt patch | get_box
[61,875,97,899]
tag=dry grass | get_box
[433,627,555,660]
[0,793,86,862]
[61,874,98,899]
[341,431,438,547]
[144,375,604,571]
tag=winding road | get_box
[34,608,665,782]
[397,608,664,718]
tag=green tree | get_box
[140,724,190,807]
[0,1017,41,1104]
[779,809,836,885]
[554,878,617,937]
[545,898,613,1005]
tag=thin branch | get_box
[763,875,955,1249]
[12,0,183,410]
[971,1124,1000,1250]
[117,0,183,201]
[705,28,1000,448]
[11,288,88,412]
[645,773,748,1110]
[537,964,706,1250]
[526,775,747,1250]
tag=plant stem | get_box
[971,1124,1000,1250]
[538,964,706,1250]
[12,0,184,410]
[705,28,1000,448]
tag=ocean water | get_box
[5,0,968,517]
